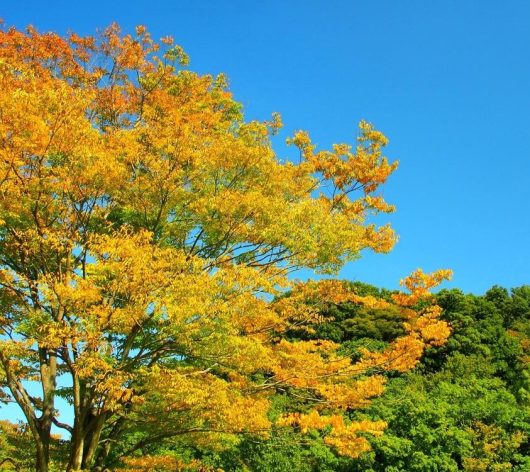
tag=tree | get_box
[0,23,450,471]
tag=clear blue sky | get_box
[3,0,530,294]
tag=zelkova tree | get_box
[0,24,451,471]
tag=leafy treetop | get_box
[0,23,449,471]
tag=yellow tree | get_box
[0,24,450,471]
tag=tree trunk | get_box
[67,421,84,471]
[34,438,48,472]
[37,348,56,472]
[82,413,108,470]
[0,351,49,471]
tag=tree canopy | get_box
[0,24,452,471]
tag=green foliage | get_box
[213,428,351,472]
[290,281,405,344]
[349,286,530,472]
[351,354,530,471]
[0,421,68,471]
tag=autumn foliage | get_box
[0,23,451,471]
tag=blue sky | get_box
[3,0,530,294]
